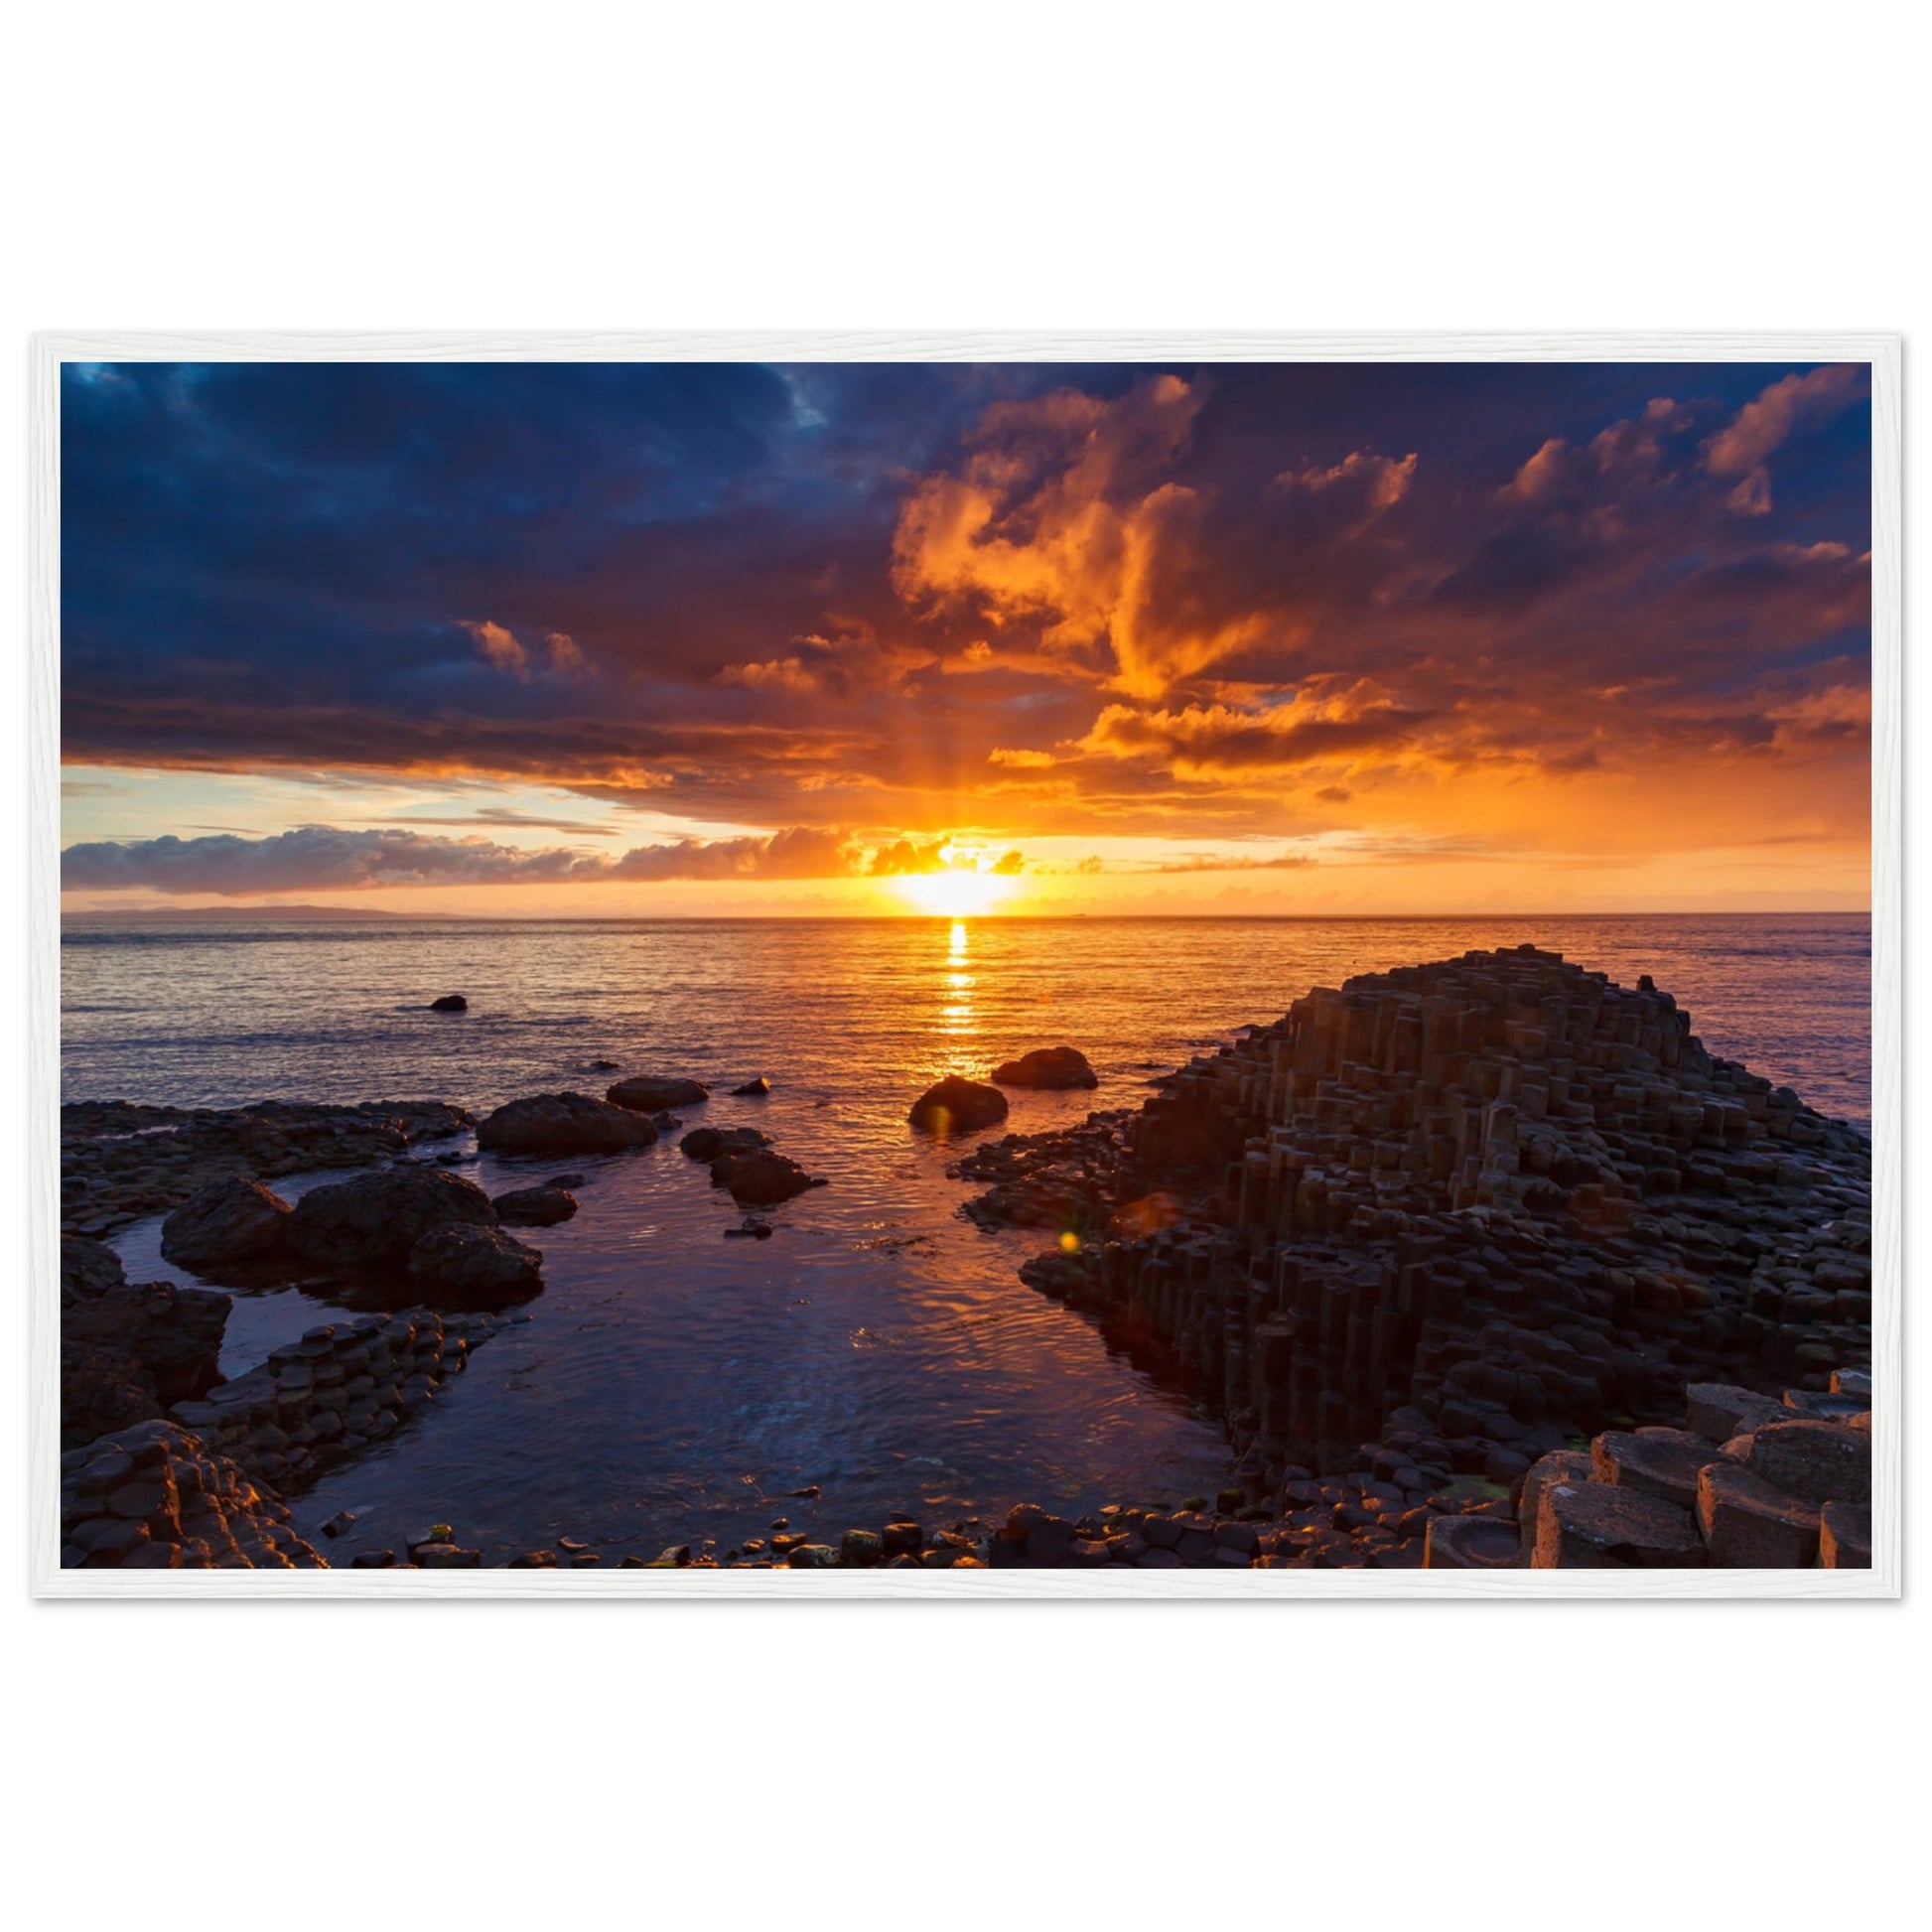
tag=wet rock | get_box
[491,1183,579,1227]
[1533,1479,1706,1568]
[63,1262,230,1451]
[908,1075,1009,1136]
[711,1149,828,1208]
[319,1509,359,1539]
[731,1077,772,1097]
[1696,1463,1820,1567]
[288,1166,496,1271]
[429,994,468,1013]
[992,1046,1098,1091]
[351,1549,398,1568]
[416,1543,482,1568]
[785,1544,838,1568]
[839,1529,884,1567]
[61,1234,128,1299]
[408,1224,544,1299]
[607,1075,710,1113]
[160,1175,294,1271]
[881,1520,924,1558]
[1686,1383,1785,1443]
[1818,1500,1871,1569]
[476,1091,659,1156]
[1517,1450,1593,1561]
[1591,1428,1725,1511]
[680,1126,770,1163]
[1728,1419,1870,1506]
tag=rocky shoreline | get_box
[56,947,1876,1576]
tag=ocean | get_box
[61,912,1871,1563]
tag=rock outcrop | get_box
[287,1166,497,1272]
[993,1046,1098,1090]
[160,1175,294,1272]
[429,994,468,1013]
[408,1224,544,1299]
[476,1091,658,1155]
[909,1075,1009,1136]
[709,1148,828,1208]
[491,1183,579,1226]
[962,946,1872,1563]
[61,1237,231,1450]
[61,1098,475,1237]
[607,1075,710,1113]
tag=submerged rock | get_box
[160,1175,294,1271]
[992,1045,1098,1090]
[408,1223,544,1298]
[607,1075,710,1113]
[491,1183,579,1227]
[429,994,468,1013]
[908,1075,1009,1136]
[731,1076,772,1097]
[476,1091,658,1156]
[711,1148,828,1207]
[287,1166,496,1271]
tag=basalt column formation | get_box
[971,946,1871,1494]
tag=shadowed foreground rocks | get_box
[62,1098,474,1237]
[61,1236,230,1450]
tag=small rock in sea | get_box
[790,1483,821,1500]
[711,1148,828,1207]
[680,1125,770,1163]
[430,994,468,1013]
[732,1076,772,1097]
[569,1552,601,1567]
[319,1509,359,1539]
[991,1045,1099,1091]
[607,1075,710,1113]
[558,1536,588,1553]
[550,1172,589,1189]
[476,1092,658,1155]
[770,1516,789,1531]
[618,1554,646,1568]
[492,1183,579,1227]
[589,1058,621,1071]
[350,1549,398,1568]
[908,1075,1009,1136]
[508,1549,560,1568]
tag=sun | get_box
[889,841,1019,916]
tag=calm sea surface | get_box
[62,913,1870,1562]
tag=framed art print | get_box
[29,334,1900,1597]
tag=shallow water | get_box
[65,913,1870,1562]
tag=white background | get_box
[3,5,1922,1926]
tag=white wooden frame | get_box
[27,332,1902,1599]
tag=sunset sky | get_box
[59,358,1872,917]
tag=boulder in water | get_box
[287,1166,496,1271]
[476,1092,658,1155]
[680,1125,771,1163]
[908,1075,1009,1136]
[430,994,468,1013]
[408,1224,544,1298]
[992,1046,1098,1090]
[607,1075,710,1113]
[731,1076,772,1097]
[161,1175,294,1271]
[491,1183,580,1227]
[710,1149,828,1207]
